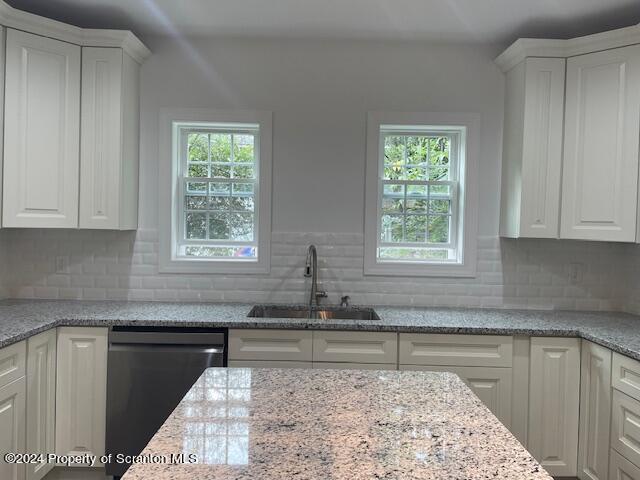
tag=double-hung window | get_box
[364,112,478,277]
[160,110,272,274]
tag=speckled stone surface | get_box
[2,299,640,359]
[121,367,551,480]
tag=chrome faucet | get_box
[304,245,327,312]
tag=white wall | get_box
[0,35,634,310]
[139,36,504,235]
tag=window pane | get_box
[186,213,207,239]
[406,166,427,181]
[210,183,230,195]
[187,182,207,194]
[185,246,257,258]
[406,184,427,197]
[406,136,427,164]
[210,195,230,210]
[405,198,427,213]
[429,184,450,197]
[233,134,254,163]
[383,184,404,196]
[233,183,254,195]
[428,215,450,243]
[230,213,254,241]
[188,163,208,178]
[384,136,404,165]
[210,134,232,162]
[232,165,255,179]
[230,196,254,212]
[212,164,231,178]
[429,199,451,214]
[381,215,403,242]
[379,247,448,261]
[429,165,449,181]
[188,133,208,162]
[429,137,450,165]
[209,213,229,240]
[382,197,403,214]
[405,215,427,242]
[186,195,208,210]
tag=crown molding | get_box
[495,23,640,72]
[0,0,151,63]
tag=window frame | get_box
[159,109,272,274]
[364,112,479,277]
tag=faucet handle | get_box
[316,290,328,299]
[340,295,351,307]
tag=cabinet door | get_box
[609,449,640,480]
[578,340,611,480]
[2,29,81,228]
[578,341,612,480]
[0,378,26,480]
[55,327,107,466]
[520,57,566,238]
[80,47,123,230]
[26,330,56,480]
[400,365,512,428]
[313,331,397,364]
[228,329,313,362]
[561,45,640,241]
[528,337,581,477]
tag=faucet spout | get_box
[304,245,326,315]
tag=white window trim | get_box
[159,108,272,274]
[364,111,479,277]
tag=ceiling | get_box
[6,0,640,46]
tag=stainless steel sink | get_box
[248,305,381,320]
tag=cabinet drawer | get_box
[614,353,640,402]
[399,334,513,367]
[228,360,312,369]
[612,389,640,468]
[313,331,397,364]
[0,341,26,389]
[229,329,313,362]
[610,448,640,480]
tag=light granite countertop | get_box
[121,367,551,480]
[2,299,640,360]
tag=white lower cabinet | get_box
[26,330,57,480]
[55,327,107,467]
[0,377,26,480]
[528,337,581,477]
[228,360,312,369]
[228,329,313,362]
[578,340,612,480]
[610,448,640,480]
[400,364,512,428]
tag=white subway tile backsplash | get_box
[0,228,637,312]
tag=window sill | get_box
[364,261,476,278]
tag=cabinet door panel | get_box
[561,45,640,241]
[528,337,580,477]
[520,57,565,238]
[313,331,397,364]
[80,47,123,229]
[0,341,26,389]
[26,330,56,480]
[3,29,80,228]
[578,340,612,480]
[55,327,107,466]
[609,448,640,480]
[400,365,512,428]
[229,329,313,362]
[0,378,26,480]
[611,389,640,469]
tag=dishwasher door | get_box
[105,327,226,478]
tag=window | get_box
[159,109,272,274]
[364,112,478,277]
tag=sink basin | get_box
[248,305,381,320]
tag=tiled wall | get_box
[0,228,632,311]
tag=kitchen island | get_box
[122,367,550,479]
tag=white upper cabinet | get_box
[2,29,81,228]
[561,45,640,242]
[500,57,565,238]
[80,47,140,230]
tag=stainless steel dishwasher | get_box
[105,326,226,478]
